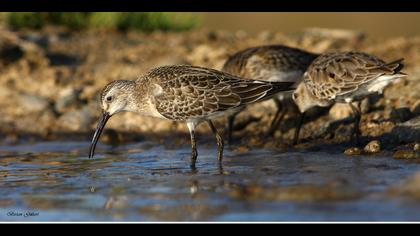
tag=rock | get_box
[0,42,24,65]
[344,147,362,156]
[257,31,274,41]
[364,140,381,154]
[372,113,382,121]
[390,116,420,143]
[329,103,352,120]
[57,106,96,131]
[412,100,420,116]
[393,150,420,159]
[55,87,82,113]
[36,110,57,136]
[360,98,371,114]
[46,52,80,66]
[20,33,49,48]
[414,143,420,152]
[390,107,413,123]
[17,93,51,114]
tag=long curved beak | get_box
[89,112,110,159]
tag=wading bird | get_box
[222,45,319,143]
[89,65,295,168]
[292,52,406,144]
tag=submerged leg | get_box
[226,111,240,145]
[207,120,224,162]
[293,112,305,145]
[266,100,286,137]
[186,121,198,169]
[349,102,362,145]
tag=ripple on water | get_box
[1,141,420,221]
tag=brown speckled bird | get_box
[222,45,319,143]
[292,51,406,144]
[89,65,295,168]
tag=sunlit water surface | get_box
[1,141,420,222]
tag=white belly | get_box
[367,75,399,94]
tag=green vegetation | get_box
[5,12,201,32]
[8,12,45,29]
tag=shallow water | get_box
[1,141,420,222]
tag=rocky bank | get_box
[0,26,418,153]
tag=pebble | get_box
[344,147,362,156]
[21,33,50,48]
[55,87,81,113]
[414,143,420,151]
[360,98,371,114]
[0,42,24,65]
[363,140,381,154]
[390,107,413,123]
[57,106,95,131]
[390,116,420,143]
[393,150,420,159]
[17,93,51,114]
[329,103,352,120]
[412,100,420,116]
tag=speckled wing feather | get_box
[147,65,294,120]
[222,45,319,80]
[303,52,405,100]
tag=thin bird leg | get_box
[266,100,286,137]
[293,111,305,145]
[187,122,198,169]
[349,102,362,145]
[207,120,224,162]
[226,111,239,145]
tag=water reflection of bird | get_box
[89,65,295,169]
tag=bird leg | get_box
[187,121,198,169]
[266,100,286,137]
[293,111,305,145]
[349,102,362,145]
[226,111,239,145]
[208,120,224,162]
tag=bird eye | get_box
[106,96,112,102]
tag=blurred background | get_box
[202,13,420,38]
[0,12,419,142]
[202,12,420,37]
[2,12,420,38]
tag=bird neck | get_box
[125,82,167,119]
